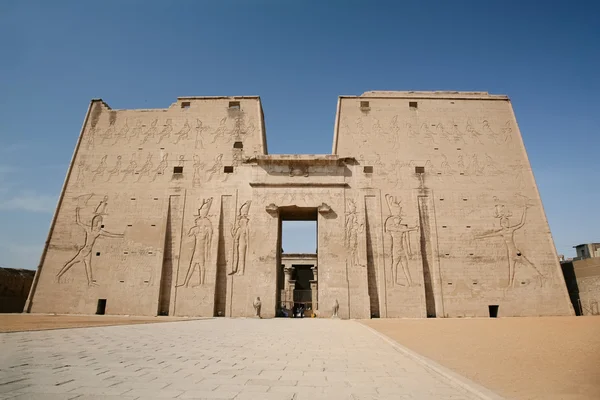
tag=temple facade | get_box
[25,91,574,318]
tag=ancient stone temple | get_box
[25,91,575,318]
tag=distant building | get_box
[0,268,35,313]
[561,243,600,316]
[574,243,600,260]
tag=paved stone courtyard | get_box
[0,318,495,399]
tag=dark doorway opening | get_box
[96,299,107,315]
[488,305,499,318]
[277,206,318,318]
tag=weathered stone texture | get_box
[25,92,574,318]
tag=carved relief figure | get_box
[173,120,191,144]
[105,155,122,182]
[120,154,137,182]
[206,154,223,182]
[74,159,87,188]
[465,119,483,144]
[141,119,158,144]
[136,154,153,182]
[157,119,173,144]
[56,196,124,286]
[91,155,108,182]
[229,201,251,276]
[345,200,364,269]
[86,125,97,149]
[212,117,228,143]
[151,153,168,182]
[177,198,213,287]
[384,195,418,286]
[128,120,143,143]
[482,120,502,144]
[475,201,544,287]
[112,120,129,145]
[420,123,436,144]
[195,119,209,149]
[99,121,116,145]
[192,155,204,187]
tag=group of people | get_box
[278,304,308,318]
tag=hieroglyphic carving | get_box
[91,155,108,182]
[156,119,173,144]
[74,158,87,188]
[206,154,224,182]
[229,200,251,276]
[475,198,544,287]
[151,153,168,182]
[128,120,143,143]
[112,120,129,145]
[105,156,122,182]
[173,120,191,144]
[136,154,153,182]
[195,119,209,149]
[177,198,213,287]
[465,119,483,144]
[141,119,158,144]
[384,194,418,286]
[211,117,228,143]
[192,155,204,187]
[120,153,137,182]
[99,121,116,145]
[345,200,364,269]
[57,195,124,286]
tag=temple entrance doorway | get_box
[277,206,318,318]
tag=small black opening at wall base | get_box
[488,305,499,318]
[96,299,107,315]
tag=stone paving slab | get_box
[0,318,500,399]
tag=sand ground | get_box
[0,313,201,333]
[362,316,600,400]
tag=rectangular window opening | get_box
[224,166,234,173]
[233,141,243,149]
[151,224,156,227]
[100,224,104,228]
[95,252,100,256]
[229,101,240,110]
[415,166,425,174]
[181,102,191,109]
[173,166,183,174]
[489,305,499,318]
[363,166,373,173]
[409,101,418,109]
[96,299,107,315]
[360,101,370,109]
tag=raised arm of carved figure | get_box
[100,229,124,239]
[475,229,502,239]
[188,226,196,237]
[75,207,88,229]
[515,205,529,229]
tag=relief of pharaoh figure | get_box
[229,201,251,276]
[178,198,213,287]
[476,201,544,287]
[384,195,418,286]
[345,200,364,269]
[56,196,124,286]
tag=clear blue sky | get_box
[1,0,598,269]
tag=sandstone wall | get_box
[334,92,574,317]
